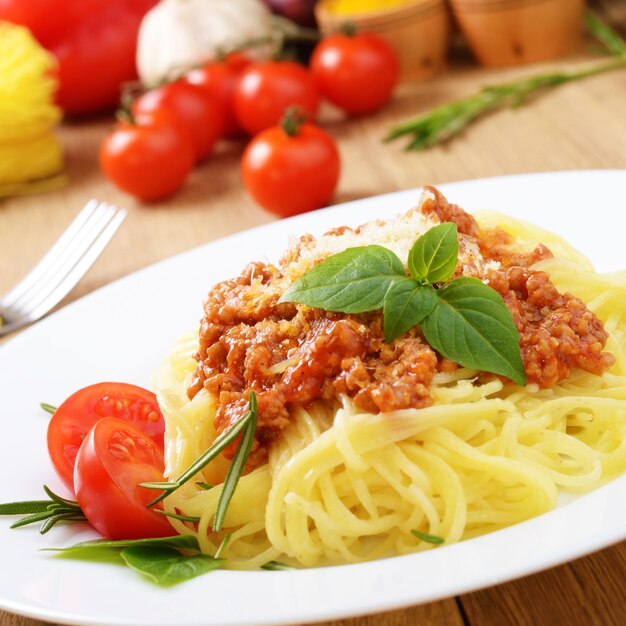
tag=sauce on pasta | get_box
[188,188,614,468]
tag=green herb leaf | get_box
[408,223,459,283]
[40,403,57,415]
[585,11,626,57]
[0,500,53,515]
[143,394,257,507]
[411,529,445,544]
[261,560,295,570]
[0,486,86,534]
[422,277,527,385]
[383,279,437,343]
[120,546,224,586]
[154,510,201,524]
[45,534,201,554]
[213,393,258,532]
[279,245,405,313]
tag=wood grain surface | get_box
[2,34,626,626]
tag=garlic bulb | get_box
[137,0,273,86]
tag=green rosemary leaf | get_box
[0,500,53,515]
[585,11,626,57]
[154,510,201,524]
[143,394,257,507]
[411,529,445,544]
[213,393,258,532]
[261,560,295,570]
[214,534,231,559]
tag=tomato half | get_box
[74,417,173,539]
[99,110,195,202]
[310,32,399,115]
[233,61,320,136]
[47,382,165,490]
[241,113,340,216]
[131,81,222,161]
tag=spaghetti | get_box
[154,193,626,568]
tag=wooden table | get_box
[2,50,626,626]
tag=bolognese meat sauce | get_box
[189,187,614,466]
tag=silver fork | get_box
[0,200,127,337]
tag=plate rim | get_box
[1,169,626,626]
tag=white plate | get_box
[1,170,625,626]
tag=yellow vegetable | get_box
[0,21,65,196]
[326,0,410,16]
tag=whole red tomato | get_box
[310,32,399,115]
[0,0,158,115]
[47,382,166,490]
[241,109,340,216]
[99,110,195,201]
[186,53,251,139]
[74,417,173,539]
[132,81,222,161]
[234,61,320,136]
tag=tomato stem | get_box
[281,107,308,137]
[338,21,358,37]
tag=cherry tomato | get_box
[241,110,340,216]
[132,81,222,160]
[310,32,399,115]
[186,53,251,139]
[233,61,320,136]
[47,382,166,490]
[0,0,159,115]
[74,417,173,539]
[99,110,195,202]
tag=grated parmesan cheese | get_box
[280,188,501,284]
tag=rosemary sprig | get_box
[212,393,257,531]
[141,392,258,521]
[385,12,626,150]
[0,485,87,534]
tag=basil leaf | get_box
[408,223,459,283]
[383,279,437,342]
[279,245,405,313]
[421,277,527,385]
[120,546,224,586]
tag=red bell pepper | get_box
[0,0,159,115]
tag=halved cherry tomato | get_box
[185,52,251,139]
[74,417,173,539]
[241,109,340,216]
[47,382,165,490]
[310,32,399,115]
[99,109,195,201]
[233,61,320,136]
[131,81,222,160]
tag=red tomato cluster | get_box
[47,383,173,539]
[99,32,399,216]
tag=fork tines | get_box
[0,200,127,336]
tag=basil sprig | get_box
[280,223,527,386]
